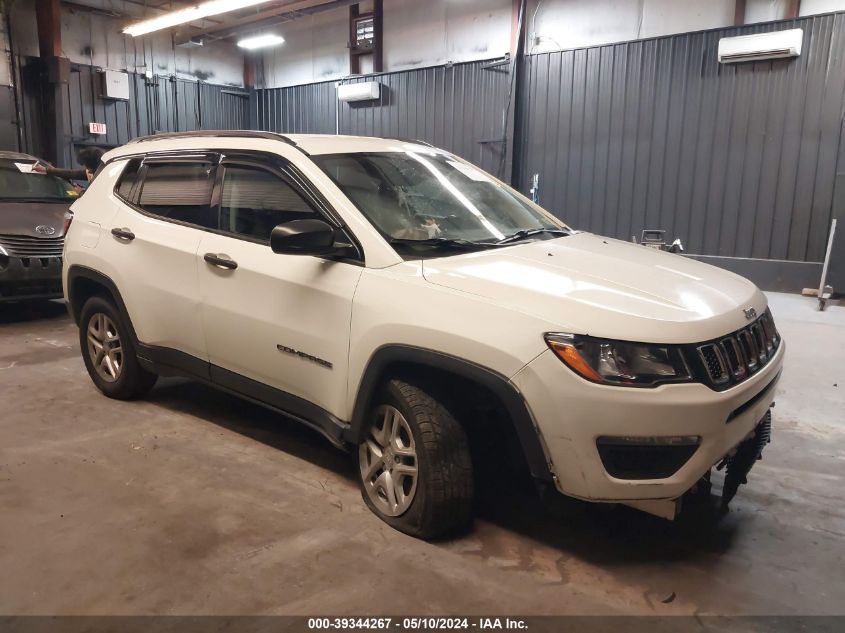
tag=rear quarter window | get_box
[114,159,142,202]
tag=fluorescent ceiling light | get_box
[237,34,285,49]
[123,0,275,37]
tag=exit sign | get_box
[89,122,107,135]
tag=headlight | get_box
[544,333,693,387]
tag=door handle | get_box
[111,227,135,241]
[204,252,238,270]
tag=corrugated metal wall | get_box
[254,58,513,179]
[518,13,845,264]
[254,80,337,135]
[16,60,249,167]
[5,12,839,278]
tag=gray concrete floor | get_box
[0,292,843,616]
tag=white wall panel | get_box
[639,0,734,37]
[800,1,845,16]
[10,0,245,87]
[527,0,735,52]
[526,0,845,54]
[383,0,510,70]
[746,0,792,24]
[262,8,349,89]
[261,0,511,88]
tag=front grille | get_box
[694,309,780,390]
[0,234,64,258]
[698,344,728,385]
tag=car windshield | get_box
[0,160,77,202]
[314,151,569,253]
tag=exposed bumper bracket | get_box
[719,409,773,510]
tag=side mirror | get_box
[270,219,336,256]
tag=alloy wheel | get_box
[86,312,123,383]
[359,405,419,517]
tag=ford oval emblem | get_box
[743,307,757,320]
[35,225,56,236]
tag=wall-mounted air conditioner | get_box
[718,28,803,64]
[337,81,381,102]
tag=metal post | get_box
[818,219,837,311]
[35,0,67,165]
[734,0,747,26]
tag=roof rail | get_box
[385,137,434,147]
[126,130,297,146]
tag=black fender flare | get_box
[66,265,136,339]
[345,345,554,481]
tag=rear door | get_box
[100,154,217,373]
[197,153,363,421]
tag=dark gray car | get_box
[0,151,77,302]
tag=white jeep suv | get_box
[63,131,783,538]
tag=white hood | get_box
[421,233,767,344]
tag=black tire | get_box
[79,295,157,400]
[358,378,474,539]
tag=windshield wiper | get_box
[388,237,502,251]
[496,227,569,244]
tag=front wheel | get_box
[358,379,473,539]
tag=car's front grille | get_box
[694,309,780,390]
[0,234,64,258]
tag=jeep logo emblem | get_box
[743,307,757,320]
[35,225,56,236]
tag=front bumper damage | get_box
[718,409,772,509]
[512,339,784,519]
[624,408,773,519]
[0,255,64,301]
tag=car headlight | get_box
[544,333,693,387]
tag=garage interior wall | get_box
[259,0,845,88]
[518,12,845,291]
[10,0,246,86]
[254,58,514,180]
[260,0,514,88]
[256,3,845,291]
[2,1,845,291]
[17,61,249,167]
[0,0,248,161]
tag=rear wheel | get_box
[358,378,473,539]
[79,296,157,400]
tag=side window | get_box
[115,158,141,202]
[219,164,320,241]
[138,161,216,228]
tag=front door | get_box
[197,155,363,423]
